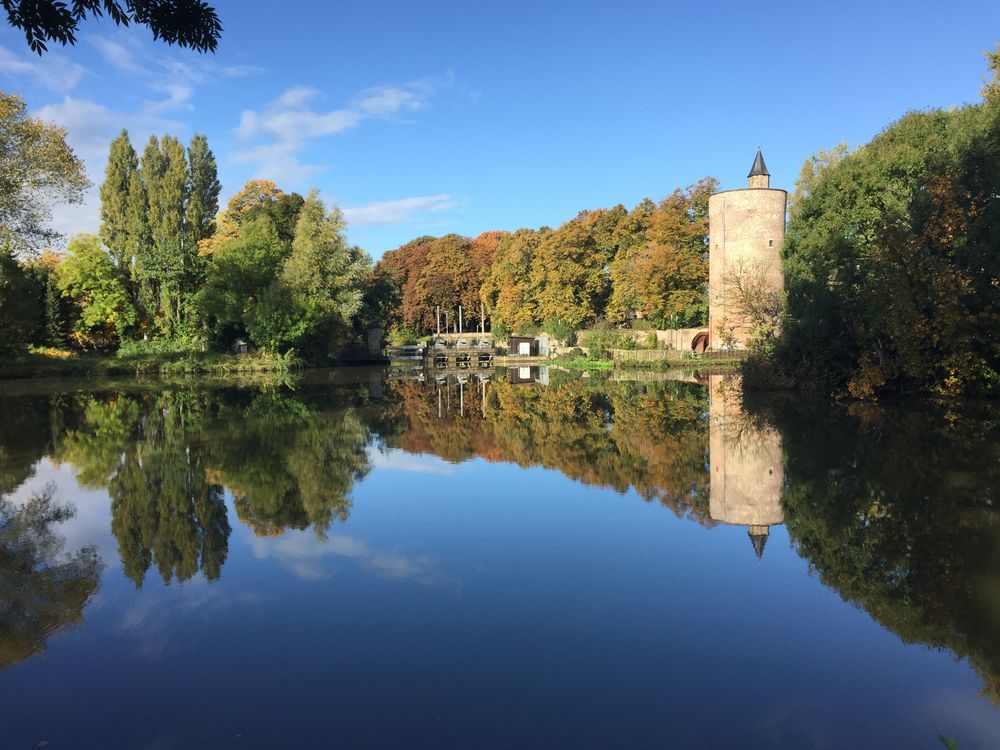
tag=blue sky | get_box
[2,0,998,257]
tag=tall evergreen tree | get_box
[44,272,65,348]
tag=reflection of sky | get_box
[367,445,458,474]
[244,525,444,585]
[3,441,1000,748]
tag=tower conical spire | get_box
[747,148,769,178]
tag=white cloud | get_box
[343,194,456,226]
[230,140,324,186]
[357,85,427,117]
[0,44,84,93]
[231,75,444,188]
[272,85,319,110]
[89,33,263,117]
[88,37,143,75]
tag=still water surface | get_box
[1,367,999,749]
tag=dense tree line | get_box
[752,47,1000,398]
[377,178,716,341]
[195,178,371,359]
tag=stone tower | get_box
[707,149,786,349]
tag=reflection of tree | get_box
[208,393,371,538]
[381,375,710,522]
[57,397,139,488]
[0,394,56,495]
[55,391,231,588]
[608,382,710,519]
[0,487,103,669]
[110,441,229,587]
[748,395,1000,702]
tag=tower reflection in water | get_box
[708,374,784,558]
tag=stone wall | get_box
[572,327,708,351]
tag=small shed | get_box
[508,335,539,356]
[233,338,249,354]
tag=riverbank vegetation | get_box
[744,47,1000,399]
[4,46,999,397]
[0,347,298,379]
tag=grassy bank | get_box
[613,354,746,371]
[0,348,300,380]
[554,357,615,371]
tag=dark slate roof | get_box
[747,148,770,178]
[748,530,769,559]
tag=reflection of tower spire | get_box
[747,525,769,559]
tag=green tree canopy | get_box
[279,190,368,354]
[198,214,287,341]
[0,247,39,352]
[99,129,139,276]
[0,91,88,257]
[775,50,1000,398]
[56,234,136,348]
[185,133,221,245]
[3,0,221,54]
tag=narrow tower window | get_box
[768,240,774,247]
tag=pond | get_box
[1,367,998,749]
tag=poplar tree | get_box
[125,170,151,326]
[137,135,190,335]
[186,134,220,244]
[99,129,138,275]
[158,135,190,333]
[137,135,166,319]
